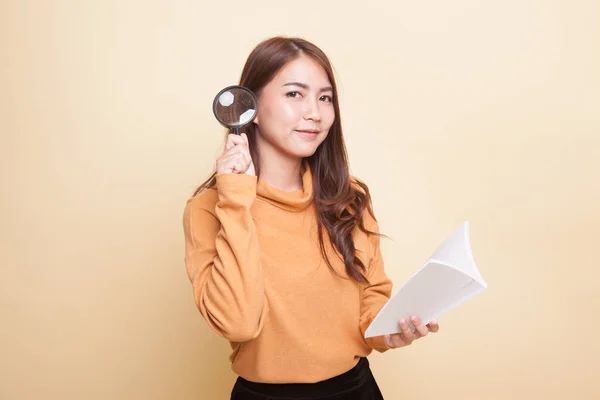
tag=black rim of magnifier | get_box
[212,85,258,135]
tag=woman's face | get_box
[254,55,336,160]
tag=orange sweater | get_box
[182,161,392,383]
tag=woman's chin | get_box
[289,146,319,159]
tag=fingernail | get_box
[411,316,418,323]
[399,319,405,325]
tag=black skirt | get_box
[230,357,384,400]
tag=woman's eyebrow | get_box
[283,82,333,93]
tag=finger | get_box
[229,133,248,146]
[426,319,440,333]
[229,157,245,174]
[410,316,429,338]
[225,136,234,151]
[387,332,409,348]
[219,144,252,168]
[216,157,238,174]
[225,133,247,150]
[221,152,250,167]
[218,153,248,174]
[399,318,416,342]
[221,144,250,159]
[384,334,392,348]
[392,334,412,348]
[217,146,252,171]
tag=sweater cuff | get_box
[366,334,392,353]
[215,173,257,190]
[362,312,392,353]
[215,173,257,206]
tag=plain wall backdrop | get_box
[1,0,599,399]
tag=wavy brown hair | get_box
[194,36,384,285]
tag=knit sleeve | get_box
[182,173,268,342]
[358,210,393,353]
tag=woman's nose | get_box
[303,97,321,122]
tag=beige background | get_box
[1,0,599,399]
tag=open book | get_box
[365,221,487,338]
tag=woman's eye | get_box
[286,91,302,98]
[320,95,333,103]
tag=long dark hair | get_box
[195,36,383,285]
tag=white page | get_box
[365,221,487,338]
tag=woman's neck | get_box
[256,144,304,192]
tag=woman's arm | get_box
[358,210,440,351]
[359,212,394,352]
[183,173,267,342]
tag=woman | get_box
[183,36,440,400]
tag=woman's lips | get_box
[295,129,319,139]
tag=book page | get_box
[365,221,487,338]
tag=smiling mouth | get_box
[296,129,319,134]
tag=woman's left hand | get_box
[384,316,440,349]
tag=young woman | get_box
[183,36,440,400]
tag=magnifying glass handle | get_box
[233,126,241,135]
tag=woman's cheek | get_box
[281,102,302,124]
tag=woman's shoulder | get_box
[348,174,379,231]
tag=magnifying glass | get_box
[212,85,258,135]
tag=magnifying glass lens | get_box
[213,86,258,134]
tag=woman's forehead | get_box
[272,56,332,88]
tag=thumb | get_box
[384,334,392,348]
[225,136,235,150]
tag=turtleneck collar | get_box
[256,159,314,212]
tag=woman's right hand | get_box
[216,133,256,176]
